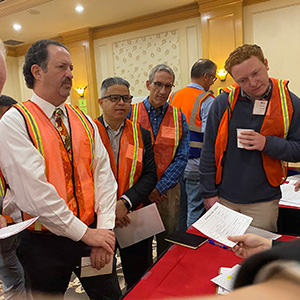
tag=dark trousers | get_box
[17,231,121,300]
[118,237,153,289]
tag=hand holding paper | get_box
[192,203,253,248]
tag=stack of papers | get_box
[211,264,241,293]
[279,175,300,208]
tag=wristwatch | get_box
[120,198,131,210]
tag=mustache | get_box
[62,78,72,85]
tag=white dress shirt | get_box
[0,93,117,241]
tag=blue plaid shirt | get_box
[127,97,189,195]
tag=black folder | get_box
[165,231,208,250]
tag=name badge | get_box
[253,100,268,115]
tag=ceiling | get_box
[0,0,196,46]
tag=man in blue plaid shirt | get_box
[128,64,189,256]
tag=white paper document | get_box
[0,217,39,239]
[279,175,300,208]
[217,267,231,294]
[115,203,165,249]
[80,256,113,278]
[211,264,241,292]
[192,203,253,248]
[245,225,281,240]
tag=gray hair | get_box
[0,40,6,60]
[148,64,175,83]
[100,77,130,98]
[191,59,217,79]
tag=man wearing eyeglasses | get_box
[169,59,217,231]
[94,77,157,290]
[128,64,189,256]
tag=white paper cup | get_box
[237,128,254,148]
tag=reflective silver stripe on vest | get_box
[188,92,210,132]
[190,141,203,148]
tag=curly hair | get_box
[225,44,265,76]
[23,39,68,89]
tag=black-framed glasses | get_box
[102,94,133,103]
[208,74,217,83]
[152,81,175,90]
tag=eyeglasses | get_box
[152,81,175,90]
[102,94,133,103]
[208,74,217,83]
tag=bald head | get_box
[0,40,7,94]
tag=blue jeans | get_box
[0,235,25,299]
[178,171,204,231]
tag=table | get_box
[123,228,296,300]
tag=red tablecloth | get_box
[124,229,297,299]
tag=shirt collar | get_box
[143,96,169,114]
[103,117,125,133]
[240,80,272,101]
[31,92,67,119]
[188,82,205,91]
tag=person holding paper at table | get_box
[94,77,157,289]
[0,40,118,300]
[200,44,300,232]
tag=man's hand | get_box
[294,180,300,192]
[203,196,219,210]
[90,247,112,270]
[0,215,7,229]
[81,228,115,254]
[238,131,266,151]
[148,188,167,205]
[115,200,131,228]
[228,233,272,259]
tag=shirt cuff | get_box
[120,194,132,209]
[97,213,115,230]
[66,217,88,241]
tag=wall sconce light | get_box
[217,68,228,82]
[75,86,87,97]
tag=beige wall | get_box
[94,17,202,103]
[3,0,300,105]
[244,0,300,95]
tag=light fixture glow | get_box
[217,68,228,81]
[13,24,22,31]
[75,86,87,97]
[75,5,84,13]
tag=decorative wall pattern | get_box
[112,30,181,96]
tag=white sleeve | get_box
[0,108,87,241]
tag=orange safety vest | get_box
[94,119,144,200]
[15,101,95,231]
[0,170,14,224]
[170,87,213,158]
[215,78,293,187]
[130,102,182,180]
